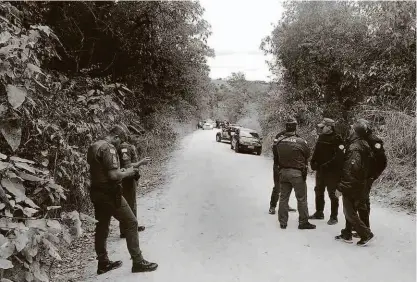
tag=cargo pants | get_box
[342,195,372,239]
[313,170,339,219]
[119,178,138,236]
[278,168,309,225]
[91,188,143,263]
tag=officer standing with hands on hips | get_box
[276,118,316,230]
[87,124,158,275]
[118,135,149,238]
[309,118,344,225]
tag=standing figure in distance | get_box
[335,119,375,246]
[309,118,345,225]
[118,138,149,238]
[87,125,158,275]
[276,118,315,230]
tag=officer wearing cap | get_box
[269,129,297,215]
[335,119,374,246]
[276,118,316,230]
[309,118,344,225]
[118,138,149,238]
[87,125,158,275]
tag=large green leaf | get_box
[0,258,13,270]
[14,229,29,252]
[0,241,15,259]
[1,178,26,202]
[0,161,12,171]
[10,156,35,164]
[6,85,26,109]
[31,260,49,282]
[0,121,22,152]
[42,238,61,261]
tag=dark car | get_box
[231,128,262,155]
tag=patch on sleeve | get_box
[109,148,116,154]
[375,143,381,149]
[121,148,128,153]
[122,153,129,160]
[339,145,345,150]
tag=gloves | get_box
[335,189,342,198]
[133,169,140,181]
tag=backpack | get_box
[364,133,387,180]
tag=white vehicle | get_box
[202,122,214,130]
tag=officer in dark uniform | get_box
[269,129,297,215]
[276,118,316,230]
[87,125,158,274]
[118,139,149,238]
[335,120,374,246]
[309,118,344,225]
[351,119,387,238]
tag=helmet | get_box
[353,119,370,137]
[285,117,298,125]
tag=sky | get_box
[199,0,284,82]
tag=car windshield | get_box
[240,131,259,138]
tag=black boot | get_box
[97,260,123,275]
[298,222,316,230]
[327,217,338,225]
[357,232,374,247]
[308,212,324,220]
[132,259,158,273]
[335,232,353,244]
[269,207,276,215]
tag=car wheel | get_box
[216,134,221,142]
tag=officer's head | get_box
[108,124,128,148]
[351,119,370,138]
[285,117,297,133]
[317,118,335,135]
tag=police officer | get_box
[269,129,297,215]
[309,118,344,225]
[276,118,316,230]
[335,119,374,246]
[351,119,387,237]
[118,138,149,238]
[87,125,158,274]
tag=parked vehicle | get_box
[216,124,241,142]
[202,122,214,130]
[231,128,262,155]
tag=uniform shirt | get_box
[273,130,299,167]
[310,132,344,173]
[338,137,372,198]
[87,140,120,186]
[118,142,139,169]
[276,132,310,170]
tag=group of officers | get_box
[85,116,387,276]
[268,117,387,246]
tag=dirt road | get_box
[82,129,416,282]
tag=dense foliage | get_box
[259,1,416,210]
[0,1,213,280]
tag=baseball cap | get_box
[317,118,335,127]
